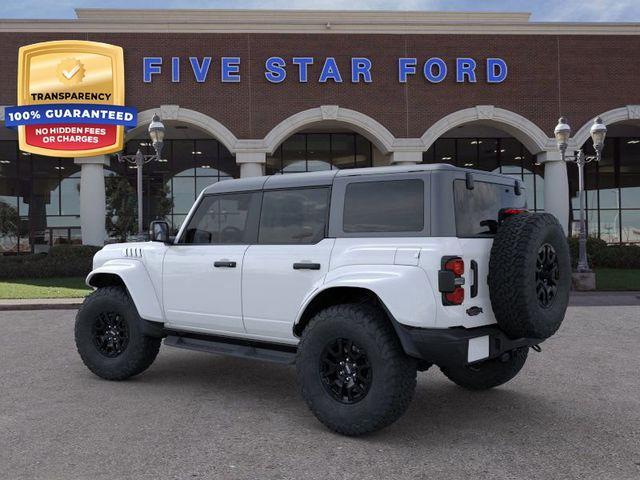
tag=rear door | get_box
[453,177,526,319]
[163,191,261,334]
[242,187,333,342]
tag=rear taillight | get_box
[498,208,528,224]
[445,286,464,305]
[444,258,464,277]
[438,256,465,306]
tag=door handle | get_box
[214,260,236,268]
[293,262,321,270]
[470,260,478,298]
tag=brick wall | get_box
[0,32,638,140]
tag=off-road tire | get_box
[441,347,528,390]
[489,213,571,339]
[75,286,161,380]
[296,303,417,436]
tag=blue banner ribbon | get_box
[4,104,138,128]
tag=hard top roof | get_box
[201,163,516,195]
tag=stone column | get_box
[538,151,569,235]
[74,155,109,246]
[390,151,422,165]
[236,152,266,178]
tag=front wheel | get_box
[75,286,161,381]
[296,303,417,436]
[440,347,528,391]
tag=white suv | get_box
[75,164,571,435]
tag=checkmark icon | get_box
[62,64,80,79]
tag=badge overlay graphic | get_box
[5,40,136,157]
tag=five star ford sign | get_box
[4,40,137,158]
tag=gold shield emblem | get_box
[16,40,125,157]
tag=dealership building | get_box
[0,8,639,252]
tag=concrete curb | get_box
[0,292,639,311]
[568,291,640,307]
[0,298,85,311]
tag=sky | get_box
[0,0,639,22]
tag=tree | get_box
[105,175,174,242]
[0,201,20,252]
[151,180,173,225]
[105,176,137,242]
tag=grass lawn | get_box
[0,277,91,299]
[0,269,637,299]
[595,269,640,291]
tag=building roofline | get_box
[73,9,533,24]
[0,9,638,35]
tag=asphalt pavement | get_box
[1,306,639,480]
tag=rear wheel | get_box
[296,303,417,436]
[440,347,528,390]
[75,286,161,381]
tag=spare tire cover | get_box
[488,213,571,339]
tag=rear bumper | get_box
[394,323,542,367]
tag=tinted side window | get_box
[181,192,260,244]
[343,179,424,233]
[259,188,330,244]
[454,180,525,237]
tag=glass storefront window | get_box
[621,210,640,244]
[620,137,640,209]
[456,138,477,168]
[282,134,307,173]
[266,146,282,175]
[3,132,640,250]
[266,132,373,174]
[621,186,640,209]
[331,134,356,169]
[116,138,239,234]
[0,141,18,177]
[307,134,331,172]
[422,145,435,163]
[173,140,195,177]
[196,176,218,195]
[355,134,372,168]
[499,138,523,174]
[424,136,544,213]
[172,177,195,215]
[477,138,499,171]
[599,210,620,243]
[60,177,80,216]
[434,138,455,164]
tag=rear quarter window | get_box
[343,179,424,233]
[454,179,525,237]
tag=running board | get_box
[164,333,297,365]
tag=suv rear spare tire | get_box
[488,212,571,340]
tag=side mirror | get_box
[150,220,170,243]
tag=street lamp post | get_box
[554,116,607,273]
[117,114,166,236]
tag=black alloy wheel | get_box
[92,311,129,358]
[535,243,559,309]
[320,338,372,404]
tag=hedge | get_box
[568,237,640,269]
[0,245,101,279]
[1,238,637,280]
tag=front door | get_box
[242,187,333,342]
[163,191,261,335]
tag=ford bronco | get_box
[75,164,570,435]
